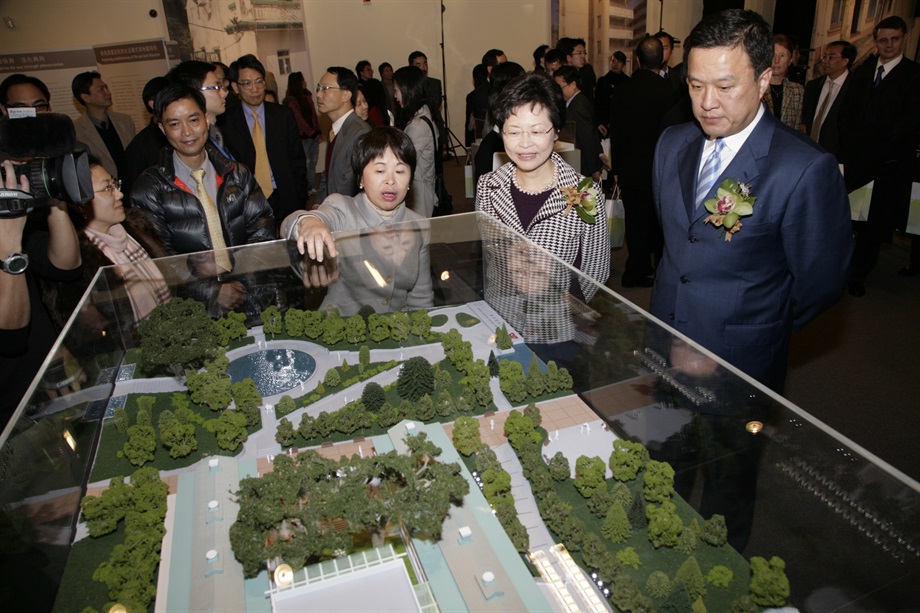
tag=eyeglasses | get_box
[501,126,555,140]
[315,84,346,93]
[8,102,50,111]
[200,85,230,92]
[94,179,122,194]
[237,78,266,90]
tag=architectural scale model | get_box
[63,299,788,613]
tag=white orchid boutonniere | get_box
[703,179,756,242]
[560,177,599,225]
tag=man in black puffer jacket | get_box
[130,85,274,312]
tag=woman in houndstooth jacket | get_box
[475,72,609,345]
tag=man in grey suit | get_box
[314,67,371,203]
[71,71,136,179]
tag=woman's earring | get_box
[359,183,364,190]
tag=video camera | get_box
[0,113,93,218]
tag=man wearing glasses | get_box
[223,54,307,223]
[71,71,136,181]
[0,74,52,116]
[312,66,371,203]
[801,40,855,157]
[839,16,920,294]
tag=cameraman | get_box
[0,159,81,429]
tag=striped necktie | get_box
[191,169,232,272]
[251,111,274,198]
[696,138,725,209]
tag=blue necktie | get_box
[874,65,885,87]
[696,139,724,209]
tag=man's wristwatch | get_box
[0,252,29,274]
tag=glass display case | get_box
[1,212,917,612]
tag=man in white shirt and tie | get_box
[801,40,855,158]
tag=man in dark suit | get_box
[554,66,602,180]
[651,9,851,393]
[801,40,855,159]
[312,67,371,203]
[558,37,596,99]
[650,9,851,552]
[610,36,676,287]
[222,54,307,223]
[838,16,920,292]
[594,50,630,138]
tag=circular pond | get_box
[227,349,316,396]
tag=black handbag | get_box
[420,115,453,216]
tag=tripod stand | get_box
[438,0,470,163]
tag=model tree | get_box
[276,394,296,418]
[495,323,513,349]
[659,581,694,613]
[464,359,493,407]
[276,418,295,447]
[487,351,500,377]
[345,314,367,344]
[214,311,248,346]
[389,311,411,341]
[617,546,641,569]
[205,409,248,451]
[359,345,370,372]
[523,402,542,427]
[481,468,512,501]
[122,421,157,467]
[410,309,431,338]
[158,409,197,459]
[368,313,391,342]
[413,394,436,422]
[297,413,316,440]
[261,305,284,336]
[610,439,649,481]
[643,459,675,503]
[504,410,539,450]
[526,355,545,397]
[646,500,684,548]
[303,310,325,339]
[601,501,632,543]
[397,356,434,401]
[675,525,699,554]
[707,565,733,588]
[139,298,217,377]
[499,360,528,403]
[186,368,232,411]
[544,361,560,392]
[324,367,341,388]
[547,452,570,481]
[749,556,789,607]
[573,455,607,498]
[284,308,305,337]
[113,406,129,434]
[442,329,473,370]
[675,556,706,601]
[646,570,672,599]
[322,312,346,345]
[361,382,386,413]
[701,514,728,547]
[377,401,400,428]
[232,378,263,427]
[451,416,482,456]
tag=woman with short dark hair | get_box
[393,65,438,217]
[476,72,610,304]
[280,127,432,315]
[765,34,804,128]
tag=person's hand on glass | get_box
[216,281,248,310]
[294,215,337,261]
[300,257,338,288]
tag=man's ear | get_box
[157,122,165,136]
[756,67,773,98]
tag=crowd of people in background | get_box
[1,10,918,433]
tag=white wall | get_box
[0,1,169,52]
[0,0,549,147]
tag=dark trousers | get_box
[621,185,662,281]
[849,162,913,282]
